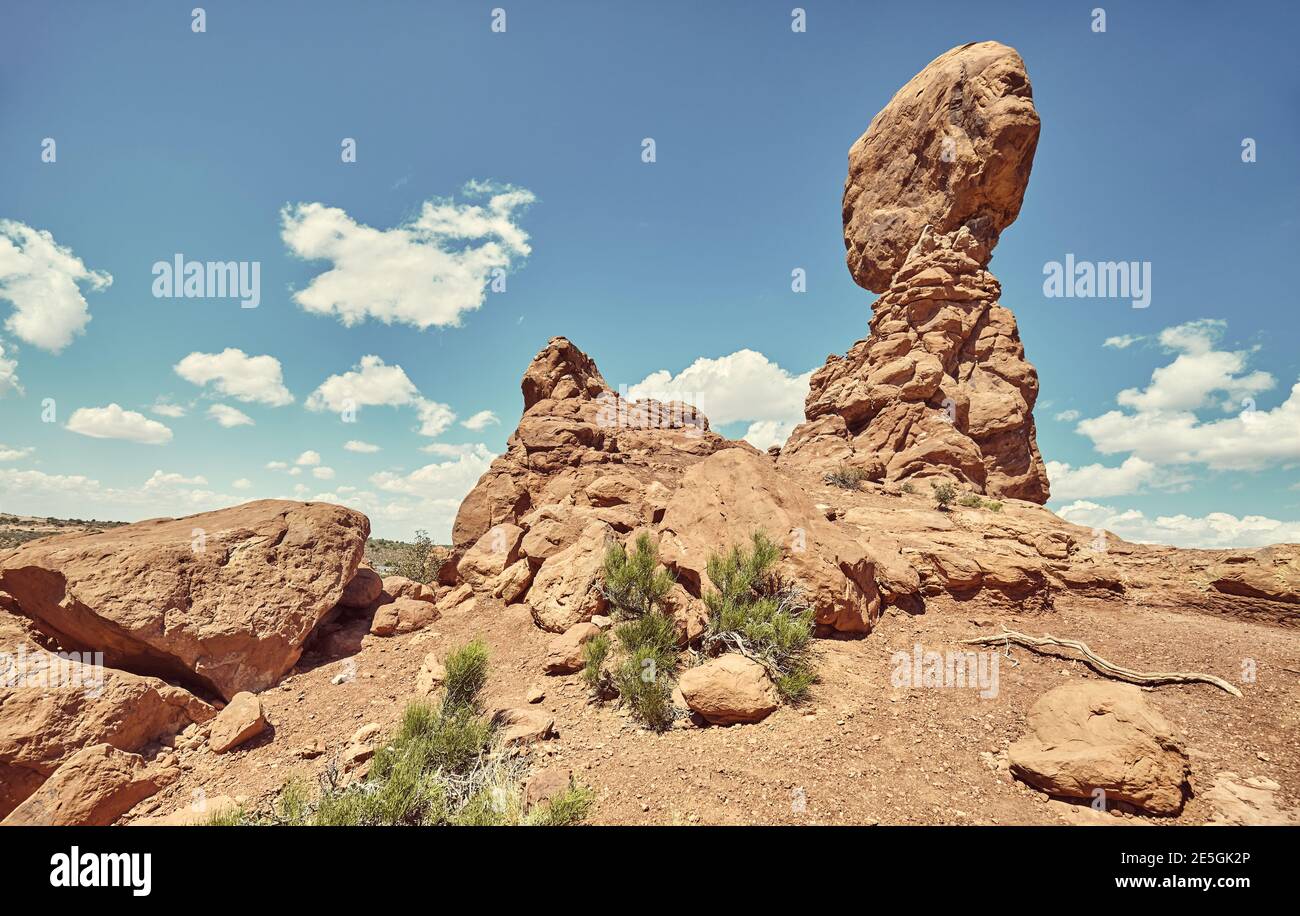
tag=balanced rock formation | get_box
[0,500,369,700]
[1008,682,1190,815]
[783,41,1050,502]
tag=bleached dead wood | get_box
[962,629,1243,697]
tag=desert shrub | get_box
[900,482,915,494]
[602,532,675,618]
[442,639,490,713]
[260,642,591,827]
[388,529,441,584]
[580,632,611,692]
[932,482,957,510]
[987,501,1004,513]
[524,783,596,826]
[823,463,869,491]
[600,534,681,730]
[614,644,677,731]
[957,494,984,509]
[703,531,816,702]
[200,806,249,827]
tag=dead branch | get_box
[961,628,1243,697]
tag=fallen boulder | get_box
[677,655,779,725]
[1,743,160,826]
[0,500,369,701]
[208,692,267,753]
[1008,682,1190,815]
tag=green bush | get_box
[389,529,441,583]
[956,494,983,508]
[580,632,611,692]
[602,532,675,618]
[932,482,957,510]
[601,534,681,730]
[703,531,816,702]
[614,644,677,731]
[255,642,591,827]
[823,463,869,491]
[900,482,915,494]
[442,639,490,713]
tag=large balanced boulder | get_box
[0,500,369,701]
[782,41,1049,503]
[678,655,779,725]
[1,743,160,826]
[659,448,884,633]
[843,40,1040,293]
[1008,682,1190,815]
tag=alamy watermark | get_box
[152,253,260,308]
[595,387,707,437]
[1042,254,1150,309]
[890,643,1000,699]
[1,645,106,698]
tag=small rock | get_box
[208,692,268,753]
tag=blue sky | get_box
[1,0,1298,546]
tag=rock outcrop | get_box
[1008,682,1190,815]
[0,500,369,700]
[660,448,886,633]
[0,613,213,818]
[1,743,161,826]
[782,41,1049,503]
[452,337,733,552]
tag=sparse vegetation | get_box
[823,463,869,491]
[600,533,681,731]
[932,482,957,510]
[957,493,1004,512]
[703,531,816,702]
[226,641,592,826]
[0,513,128,550]
[367,530,445,583]
[579,632,612,693]
[900,482,915,494]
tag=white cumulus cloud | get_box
[0,339,20,397]
[66,404,173,445]
[307,355,455,437]
[206,403,254,428]
[0,219,111,353]
[1045,456,1166,500]
[626,350,812,449]
[280,182,535,330]
[0,443,34,462]
[461,410,499,431]
[1056,499,1300,549]
[174,348,294,406]
[344,440,381,453]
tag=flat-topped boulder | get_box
[0,499,369,700]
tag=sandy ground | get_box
[127,588,1300,826]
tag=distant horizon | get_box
[2,1,1298,548]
